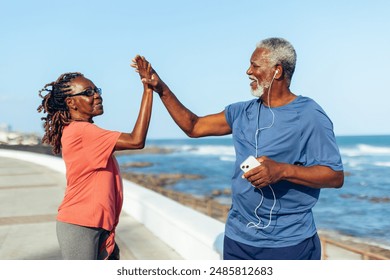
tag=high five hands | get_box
[131,55,151,86]
[131,55,167,94]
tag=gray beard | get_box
[250,75,272,98]
[251,85,264,97]
[250,76,268,97]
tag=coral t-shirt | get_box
[58,122,122,233]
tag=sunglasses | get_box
[65,87,102,98]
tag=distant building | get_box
[0,123,39,145]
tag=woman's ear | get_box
[65,97,76,110]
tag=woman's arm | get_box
[115,56,153,150]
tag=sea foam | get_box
[340,144,390,157]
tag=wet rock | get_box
[121,172,203,188]
[114,146,175,155]
[121,162,153,168]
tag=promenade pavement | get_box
[0,155,182,260]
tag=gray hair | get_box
[256,38,297,85]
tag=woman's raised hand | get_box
[131,55,167,94]
[131,55,151,81]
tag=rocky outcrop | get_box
[121,172,204,188]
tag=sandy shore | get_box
[2,144,389,259]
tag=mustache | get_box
[249,75,258,82]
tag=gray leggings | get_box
[56,221,110,260]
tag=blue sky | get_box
[0,0,389,139]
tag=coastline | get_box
[120,169,390,259]
[2,144,389,259]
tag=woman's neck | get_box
[71,118,93,123]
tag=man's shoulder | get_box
[294,95,324,112]
[227,98,258,110]
[295,95,315,105]
[294,96,333,127]
[224,99,258,125]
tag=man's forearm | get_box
[159,87,200,137]
[282,164,344,189]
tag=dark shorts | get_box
[223,233,321,260]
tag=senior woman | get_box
[37,56,152,260]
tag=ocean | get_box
[116,135,390,248]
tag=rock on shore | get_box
[121,172,204,188]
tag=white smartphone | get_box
[240,155,261,173]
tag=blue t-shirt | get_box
[224,96,343,248]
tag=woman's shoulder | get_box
[66,121,95,129]
[63,121,96,136]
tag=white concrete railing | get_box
[0,149,225,260]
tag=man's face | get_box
[246,48,272,98]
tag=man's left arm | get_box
[243,156,344,189]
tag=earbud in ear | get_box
[275,69,279,74]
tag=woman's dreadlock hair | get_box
[37,72,83,154]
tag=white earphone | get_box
[272,69,279,79]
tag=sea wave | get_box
[373,161,390,167]
[219,156,235,162]
[173,145,236,157]
[169,143,390,158]
[122,137,390,246]
[340,144,390,157]
[341,158,365,169]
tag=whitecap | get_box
[340,144,390,157]
[175,145,235,157]
[219,156,235,162]
[373,162,390,167]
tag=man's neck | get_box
[261,89,296,107]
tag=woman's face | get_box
[66,76,103,121]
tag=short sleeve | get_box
[225,100,255,130]
[224,104,235,129]
[81,123,121,169]
[299,105,343,171]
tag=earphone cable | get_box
[248,73,277,230]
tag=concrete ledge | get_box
[0,149,65,173]
[122,181,224,259]
[0,149,225,260]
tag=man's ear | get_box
[274,65,282,79]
